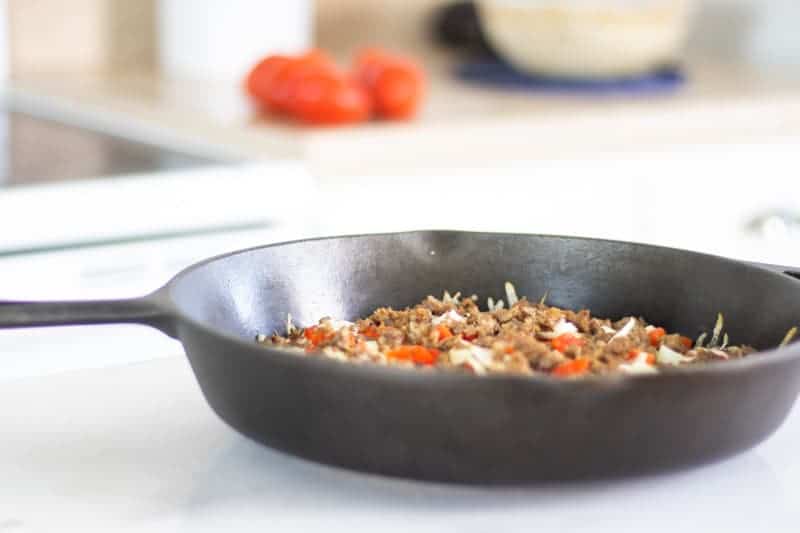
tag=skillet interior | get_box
[167,231,800,483]
[171,231,800,350]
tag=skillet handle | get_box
[0,292,177,338]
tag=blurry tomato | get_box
[270,63,336,112]
[267,51,337,112]
[288,73,371,125]
[354,48,424,120]
[353,47,390,87]
[244,49,371,125]
[245,55,290,105]
[372,63,424,120]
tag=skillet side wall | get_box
[179,319,800,482]
[169,232,800,482]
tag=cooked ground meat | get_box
[259,283,759,378]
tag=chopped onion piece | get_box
[696,332,707,348]
[709,313,724,347]
[286,313,299,335]
[780,326,798,348]
[449,348,468,365]
[469,345,495,366]
[539,290,549,306]
[657,345,694,366]
[609,318,635,342]
[256,333,267,343]
[442,291,462,304]
[601,325,616,335]
[364,341,379,355]
[487,297,505,311]
[538,318,579,339]
[432,309,466,325]
[619,352,658,375]
[721,333,729,349]
[554,319,578,336]
[645,325,655,333]
[504,281,519,307]
[449,346,489,375]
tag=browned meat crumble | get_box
[258,283,772,378]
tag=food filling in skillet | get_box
[259,282,797,378]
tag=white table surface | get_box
[2,356,800,533]
[4,141,800,531]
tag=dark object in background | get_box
[431,1,499,59]
[457,61,685,95]
[3,231,800,484]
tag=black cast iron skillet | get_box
[3,231,800,484]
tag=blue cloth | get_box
[456,61,685,94]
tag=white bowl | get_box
[478,0,693,79]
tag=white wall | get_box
[691,0,800,66]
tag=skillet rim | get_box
[162,229,800,388]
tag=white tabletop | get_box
[2,356,800,533]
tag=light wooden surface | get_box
[7,57,800,178]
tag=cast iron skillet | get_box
[3,231,800,484]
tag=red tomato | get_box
[435,324,453,342]
[354,48,391,86]
[552,357,590,378]
[627,349,656,365]
[303,326,332,348]
[361,324,380,339]
[387,345,440,366]
[245,49,378,125]
[354,48,425,120]
[267,53,338,113]
[551,333,585,353]
[246,55,291,104]
[246,50,335,112]
[287,73,371,125]
[372,63,424,120]
[648,327,666,347]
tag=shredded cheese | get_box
[709,313,724,347]
[504,281,519,307]
[780,326,798,348]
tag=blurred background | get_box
[1,0,800,376]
